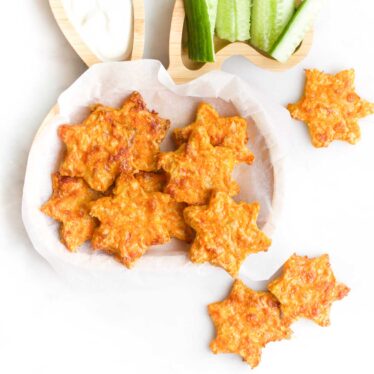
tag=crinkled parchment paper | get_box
[22,60,295,283]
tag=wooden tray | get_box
[50,0,312,83]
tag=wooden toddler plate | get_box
[50,0,313,83]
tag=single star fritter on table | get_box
[41,172,101,251]
[158,126,239,205]
[288,69,374,147]
[208,279,292,368]
[173,102,254,164]
[184,191,271,276]
[268,254,350,326]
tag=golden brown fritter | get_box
[59,92,170,192]
[208,279,292,368]
[288,69,374,147]
[184,191,271,277]
[135,172,194,242]
[159,126,239,205]
[174,103,254,164]
[90,174,170,267]
[90,174,193,268]
[268,254,350,326]
[41,172,100,251]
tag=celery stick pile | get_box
[183,0,324,63]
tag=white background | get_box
[1,0,373,373]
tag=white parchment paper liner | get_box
[22,60,295,283]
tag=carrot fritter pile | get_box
[41,172,101,251]
[268,254,350,326]
[184,191,271,276]
[59,92,170,191]
[42,94,255,267]
[288,69,374,147]
[159,126,239,205]
[208,280,292,368]
[208,254,349,367]
[173,103,254,164]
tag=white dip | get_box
[62,0,133,61]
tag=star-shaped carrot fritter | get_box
[158,126,239,205]
[288,69,374,147]
[209,279,292,368]
[268,254,350,326]
[135,171,194,242]
[173,103,254,164]
[59,92,170,191]
[41,172,100,251]
[90,174,185,268]
[184,191,271,276]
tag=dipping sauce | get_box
[62,0,133,61]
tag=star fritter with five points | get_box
[288,69,374,147]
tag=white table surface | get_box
[1,1,373,373]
